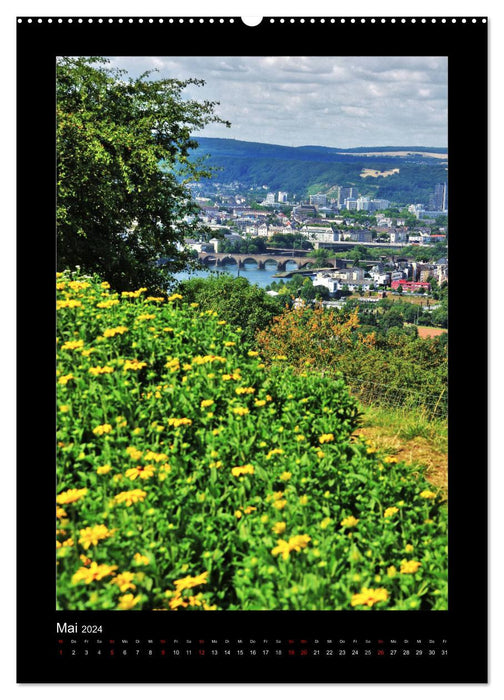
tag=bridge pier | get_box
[277,261,286,272]
[238,259,245,269]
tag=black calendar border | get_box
[16,16,488,684]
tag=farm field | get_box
[56,272,448,612]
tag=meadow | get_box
[56,271,448,611]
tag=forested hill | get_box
[192,137,448,206]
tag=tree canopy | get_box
[57,56,229,291]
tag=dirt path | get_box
[353,425,448,496]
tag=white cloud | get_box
[105,55,447,148]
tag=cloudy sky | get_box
[106,55,447,149]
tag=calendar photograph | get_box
[17,15,487,683]
[55,53,449,613]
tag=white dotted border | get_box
[17,17,488,25]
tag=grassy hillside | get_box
[193,137,448,205]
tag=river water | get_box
[173,260,306,289]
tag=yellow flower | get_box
[114,489,147,507]
[340,516,359,528]
[118,593,141,610]
[235,386,255,395]
[123,359,147,371]
[72,561,118,584]
[173,571,209,592]
[61,339,84,351]
[125,465,155,480]
[231,464,254,477]
[273,499,287,510]
[111,571,136,592]
[384,507,399,518]
[167,293,183,302]
[56,488,88,505]
[200,399,214,408]
[97,299,119,308]
[271,534,311,560]
[167,417,193,428]
[59,405,70,413]
[316,450,325,459]
[78,524,114,550]
[103,326,128,337]
[299,495,309,505]
[319,433,334,444]
[400,559,422,574]
[146,296,165,302]
[217,320,226,326]
[384,456,398,464]
[136,314,155,322]
[57,299,82,309]
[144,451,169,463]
[420,490,437,499]
[133,553,150,566]
[271,521,286,535]
[125,446,143,461]
[234,510,242,519]
[405,544,414,553]
[243,505,257,514]
[254,398,267,407]
[232,407,249,416]
[89,365,114,376]
[58,374,74,385]
[266,448,284,459]
[224,341,236,347]
[248,350,259,357]
[56,506,67,519]
[320,517,332,530]
[93,423,113,436]
[279,471,292,481]
[96,464,111,475]
[387,566,397,578]
[350,587,389,608]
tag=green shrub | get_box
[56,272,447,611]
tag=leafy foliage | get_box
[57,57,229,291]
[56,272,447,610]
[175,274,284,344]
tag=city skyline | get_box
[106,55,448,149]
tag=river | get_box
[173,260,308,289]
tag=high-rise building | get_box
[278,191,288,203]
[428,183,448,211]
[309,193,327,207]
[337,186,358,207]
[344,198,358,211]
[264,192,276,205]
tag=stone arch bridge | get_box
[198,252,323,272]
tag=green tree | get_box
[176,275,283,344]
[57,56,230,291]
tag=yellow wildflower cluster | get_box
[318,433,335,444]
[271,534,311,560]
[56,488,88,505]
[384,507,399,518]
[72,561,118,584]
[93,423,113,436]
[340,515,359,528]
[231,464,255,477]
[123,359,147,371]
[89,365,114,376]
[400,560,422,574]
[350,587,389,608]
[167,417,193,428]
[103,326,128,337]
[113,489,147,506]
[78,524,115,550]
